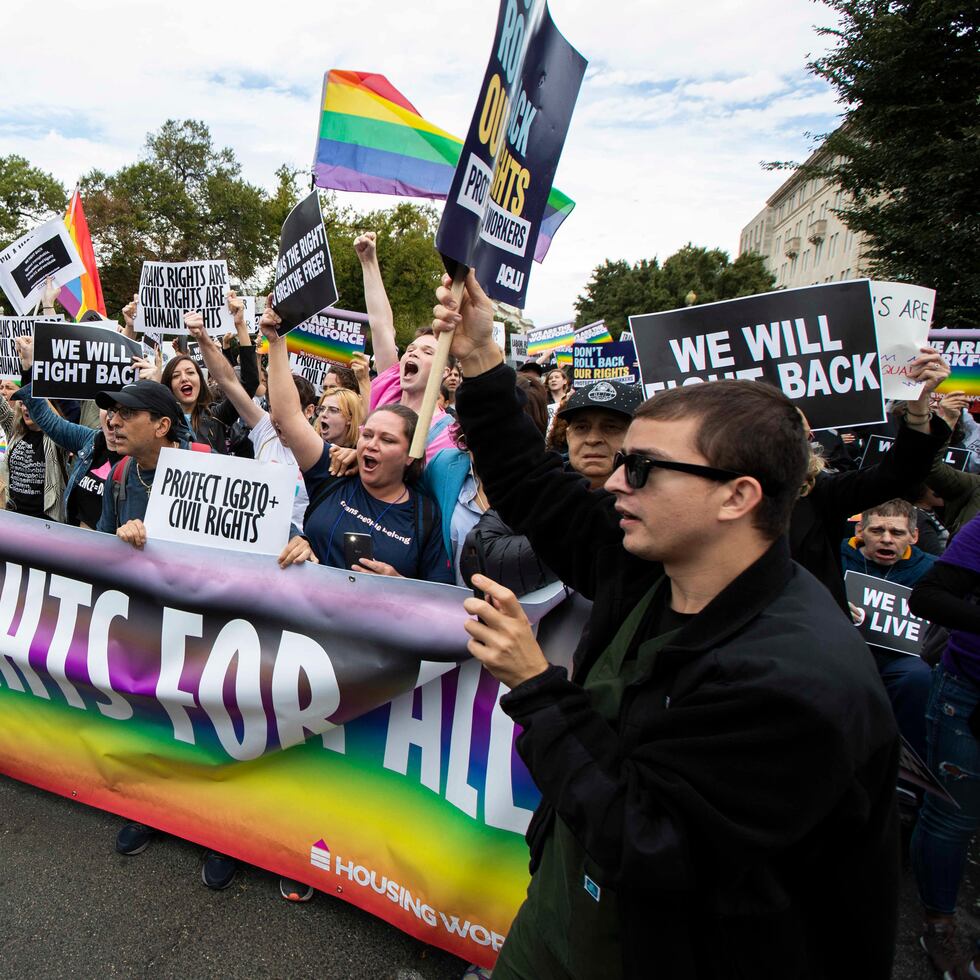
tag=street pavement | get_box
[2,772,980,978]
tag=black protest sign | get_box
[32,320,147,400]
[134,260,233,336]
[899,735,958,806]
[435,0,586,308]
[0,316,63,380]
[186,340,208,375]
[272,192,338,335]
[630,281,884,431]
[0,219,86,315]
[573,341,639,388]
[844,571,927,657]
[860,434,972,471]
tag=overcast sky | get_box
[0,0,843,325]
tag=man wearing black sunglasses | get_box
[434,272,899,980]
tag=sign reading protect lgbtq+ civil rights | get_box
[32,319,147,400]
[134,260,233,336]
[143,448,296,556]
[0,218,86,315]
[844,571,928,657]
[631,281,885,432]
[272,191,338,335]
[435,0,586,308]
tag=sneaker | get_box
[115,823,156,856]
[201,852,238,890]
[279,877,314,902]
[921,918,962,974]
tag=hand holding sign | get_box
[14,334,33,370]
[938,390,970,427]
[432,270,499,370]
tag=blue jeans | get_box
[874,650,933,760]
[911,664,980,914]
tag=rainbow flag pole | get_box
[58,186,106,321]
[312,70,575,263]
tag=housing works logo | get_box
[308,841,505,951]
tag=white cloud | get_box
[0,0,843,324]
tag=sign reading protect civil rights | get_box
[573,340,638,388]
[272,192,338,335]
[844,571,927,657]
[435,0,586,308]
[143,448,296,556]
[631,281,884,431]
[32,320,147,400]
[0,218,86,315]
[859,434,971,472]
[0,315,63,380]
[134,260,233,335]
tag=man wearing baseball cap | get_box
[558,380,644,490]
[94,380,194,548]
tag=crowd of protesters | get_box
[3,240,980,980]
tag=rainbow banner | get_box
[929,330,980,395]
[258,309,367,365]
[58,188,106,321]
[528,319,612,359]
[0,513,575,966]
[312,69,575,262]
[555,348,572,367]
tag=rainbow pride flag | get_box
[58,188,105,321]
[312,69,575,262]
[258,309,367,364]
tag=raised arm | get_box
[260,303,324,473]
[185,312,264,429]
[355,233,397,373]
[209,291,258,425]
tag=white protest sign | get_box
[0,315,64,380]
[509,333,528,361]
[492,321,505,353]
[134,260,233,336]
[288,352,330,392]
[872,281,936,400]
[0,219,86,315]
[143,448,296,556]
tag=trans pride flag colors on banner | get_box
[58,188,106,321]
[0,513,577,966]
[311,69,575,262]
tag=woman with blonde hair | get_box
[315,385,364,449]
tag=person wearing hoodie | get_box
[842,498,936,758]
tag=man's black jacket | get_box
[456,366,900,979]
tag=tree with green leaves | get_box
[81,120,298,317]
[786,0,978,325]
[574,246,775,336]
[0,155,66,244]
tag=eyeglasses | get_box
[106,405,143,422]
[612,451,755,491]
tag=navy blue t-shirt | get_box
[303,445,452,583]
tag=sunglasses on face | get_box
[106,405,144,422]
[612,451,750,491]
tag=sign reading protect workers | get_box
[435,0,586,308]
[630,281,884,431]
[144,448,296,556]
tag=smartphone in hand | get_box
[463,530,488,601]
[344,532,374,570]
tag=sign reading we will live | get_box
[631,281,885,431]
[844,571,928,657]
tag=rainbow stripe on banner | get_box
[58,189,106,321]
[312,70,575,262]
[0,427,6,457]
[0,513,575,967]
[527,321,575,357]
[259,310,367,364]
[928,331,980,395]
[555,348,572,367]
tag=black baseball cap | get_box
[8,385,27,403]
[95,380,183,429]
[557,380,645,421]
[518,360,545,376]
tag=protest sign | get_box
[435,0,586,308]
[143,448,296,556]
[134,260,233,336]
[844,571,927,657]
[860,433,971,472]
[508,333,528,361]
[0,218,86,315]
[492,320,506,353]
[928,330,980,396]
[0,315,63,380]
[899,736,958,806]
[620,330,633,342]
[0,511,572,968]
[242,295,262,332]
[573,319,613,344]
[282,311,365,365]
[871,281,935,400]
[631,281,885,431]
[289,352,331,391]
[573,341,639,388]
[32,320,147,400]
[272,192,338,335]
[527,320,574,357]
[186,339,208,375]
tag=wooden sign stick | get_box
[408,267,467,459]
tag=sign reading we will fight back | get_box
[631,281,885,431]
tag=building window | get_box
[774,235,782,255]
[803,250,810,271]
[814,241,823,264]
